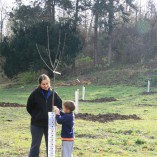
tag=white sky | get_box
[3,0,29,9]
[2,0,149,9]
[3,0,157,12]
[1,0,156,36]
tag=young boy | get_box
[54,100,75,157]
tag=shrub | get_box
[76,56,93,66]
[15,71,39,84]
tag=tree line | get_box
[0,0,157,77]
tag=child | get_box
[54,100,75,157]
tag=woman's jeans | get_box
[29,125,48,157]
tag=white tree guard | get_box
[48,112,56,157]
[147,80,150,92]
[77,89,79,99]
[82,86,85,100]
[75,90,79,114]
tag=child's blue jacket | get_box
[56,111,74,141]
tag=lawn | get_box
[0,84,157,157]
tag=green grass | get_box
[1,84,157,156]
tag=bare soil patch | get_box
[80,97,117,103]
[138,104,157,107]
[75,113,141,123]
[0,102,25,107]
[141,92,157,95]
[57,79,93,86]
[76,134,97,138]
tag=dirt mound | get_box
[141,92,157,95]
[138,104,157,107]
[57,80,92,86]
[0,102,25,107]
[76,134,97,138]
[80,97,117,103]
[75,113,141,123]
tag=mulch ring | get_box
[141,92,157,95]
[138,104,157,107]
[0,102,25,107]
[75,113,141,123]
[80,97,117,103]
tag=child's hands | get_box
[53,106,60,115]
[53,106,58,111]
[55,108,60,115]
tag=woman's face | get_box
[40,79,50,91]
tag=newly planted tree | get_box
[36,26,66,156]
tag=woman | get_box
[27,74,62,157]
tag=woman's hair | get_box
[38,74,50,84]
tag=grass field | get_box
[1,83,157,157]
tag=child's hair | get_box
[38,74,50,84]
[63,101,75,112]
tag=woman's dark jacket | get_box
[26,87,62,127]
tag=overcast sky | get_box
[2,0,149,9]
[2,0,157,14]
[4,0,29,8]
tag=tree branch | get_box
[54,30,61,68]
[54,33,66,71]
[47,26,55,69]
[36,43,54,72]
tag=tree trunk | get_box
[0,12,2,43]
[94,10,98,66]
[108,34,112,66]
[135,10,138,24]
[71,0,79,71]
[0,7,3,44]
[52,0,55,23]
[72,61,76,72]
[45,0,55,24]
[74,0,79,31]
[107,0,114,66]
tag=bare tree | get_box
[44,0,56,24]
[0,0,7,43]
[147,0,156,18]
[36,27,66,107]
[93,0,99,66]
[74,0,79,31]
